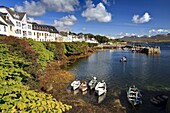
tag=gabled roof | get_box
[0,6,26,21]
[0,12,14,26]
[0,21,7,26]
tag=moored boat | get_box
[71,80,81,90]
[150,94,168,106]
[127,85,142,106]
[80,81,88,92]
[120,56,127,62]
[88,77,97,90]
[95,80,107,96]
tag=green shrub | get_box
[64,42,88,56]
[51,42,66,60]
[0,44,72,112]
[27,39,54,68]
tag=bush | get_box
[0,44,72,112]
[1,36,40,77]
[27,39,54,69]
[52,42,66,60]
[64,42,88,56]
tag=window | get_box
[34,32,36,36]
[18,22,20,26]
[28,25,31,29]
[23,31,27,37]
[22,24,26,29]
[16,21,21,27]
[28,31,32,36]
[4,26,6,32]
[10,26,12,31]
[16,21,18,26]
[15,29,21,34]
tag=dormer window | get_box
[13,13,20,19]
[5,16,9,20]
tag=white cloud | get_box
[132,12,151,24]
[82,27,87,31]
[27,17,43,24]
[86,0,95,8]
[149,29,170,34]
[102,0,109,5]
[82,1,112,22]
[54,15,77,31]
[41,0,79,12]
[102,0,115,5]
[15,1,45,16]
[15,0,79,17]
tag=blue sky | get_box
[1,0,170,38]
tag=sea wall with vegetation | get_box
[0,36,95,112]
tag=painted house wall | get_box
[0,24,8,36]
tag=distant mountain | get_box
[121,33,170,42]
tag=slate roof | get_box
[32,23,59,33]
[0,21,7,26]
[0,6,26,21]
[0,12,14,26]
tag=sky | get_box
[1,0,170,38]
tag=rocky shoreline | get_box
[38,51,126,113]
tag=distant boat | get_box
[71,80,81,90]
[80,81,88,92]
[95,80,107,96]
[120,56,127,62]
[88,77,97,90]
[127,85,142,106]
[150,94,168,106]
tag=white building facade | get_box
[0,6,59,42]
[0,6,98,43]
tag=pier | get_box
[131,45,161,54]
[95,42,127,49]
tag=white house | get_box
[0,6,59,42]
[0,6,98,43]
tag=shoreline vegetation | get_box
[0,36,125,112]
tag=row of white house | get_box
[0,6,98,43]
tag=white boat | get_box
[97,92,106,103]
[88,77,97,90]
[79,81,88,92]
[71,80,81,90]
[127,85,142,106]
[120,56,127,62]
[95,80,107,96]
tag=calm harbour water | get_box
[67,42,170,113]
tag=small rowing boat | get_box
[95,80,107,96]
[71,80,81,90]
[80,81,88,92]
[88,77,97,90]
[127,85,142,106]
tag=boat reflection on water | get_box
[73,89,79,95]
[89,89,95,95]
[82,90,88,95]
[97,93,106,104]
[66,85,72,93]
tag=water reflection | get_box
[97,93,106,104]
[73,89,79,95]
